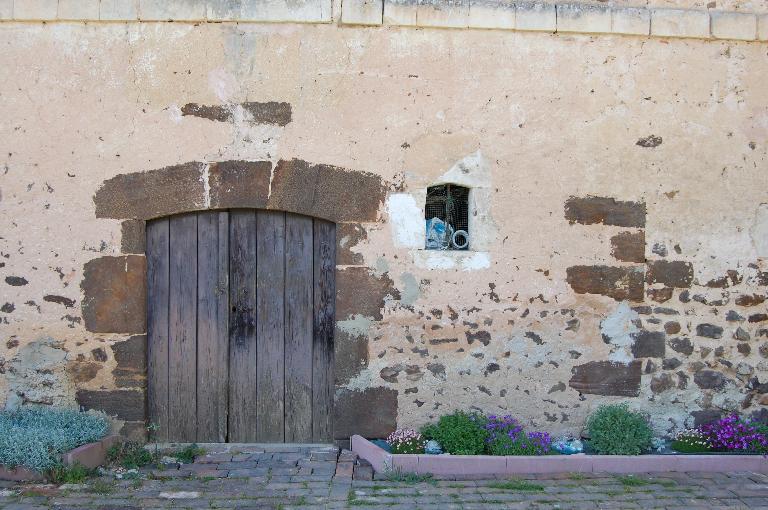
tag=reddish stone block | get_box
[335,462,354,478]
[63,435,121,469]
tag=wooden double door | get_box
[146,210,335,443]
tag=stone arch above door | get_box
[93,159,387,224]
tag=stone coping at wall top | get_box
[1,0,767,43]
[350,435,768,475]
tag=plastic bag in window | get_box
[425,217,453,250]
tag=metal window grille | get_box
[425,184,470,250]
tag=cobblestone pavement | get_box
[1,445,767,509]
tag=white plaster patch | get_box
[461,252,490,271]
[336,314,374,336]
[208,68,237,102]
[412,250,491,271]
[167,104,183,124]
[437,150,491,188]
[751,203,768,257]
[340,368,377,391]
[386,193,423,248]
[600,302,639,362]
[201,163,211,209]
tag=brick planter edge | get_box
[351,435,768,476]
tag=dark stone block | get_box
[693,370,728,390]
[81,256,147,334]
[647,287,673,303]
[749,313,768,323]
[1,302,14,313]
[750,408,768,425]
[335,327,369,385]
[636,135,662,148]
[120,421,148,442]
[566,265,645,302]
[726,310,745,322]
[650,373,675,393]
[668,337,693,356]
[705,270,742,288]
[181,103,232,122]
[336,267,399,321]
[208,160,271,209]
[91,347,108,362]
[94,162,205,220]
[691,409,722,427]
[662,358,682,370]
[696,323,723,339]
[734,327,750,341]
[43,295,76,308]
[5,276,28,286]
[334,387,397,440]
[564,196,646,228]
[181,102,292,126]
[735,294,765,307]
[337,223,367,266]
[610,231,645,263]
[631,331,666,358]
[242,102,292,126]
[646,260,694,288]
[270,159,387,223]
[66,361,102,384]
[568,360,642,397]
[737,343,751,355]
[426,363,446,380]
[664,321,681,334]
[467,330,491,346]
[120,220,146,254]
[76,389,145,421]
[112,335,147,388]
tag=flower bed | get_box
[0,407,117,481]
[352,435,768,476]
[352,406,768,477]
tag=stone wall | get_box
[0,3,766,440]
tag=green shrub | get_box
[420,411,488,455]
[107,441,155,469]
[46,462,95,484]
[0,407,110,472]
[586,404,653,455]
[175,443,206,464]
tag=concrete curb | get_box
[351,435,768,476]
[0,435,122,481]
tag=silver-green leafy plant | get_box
[586,403,653,455]
[0,407,110,472]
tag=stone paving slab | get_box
[1,447,768,509]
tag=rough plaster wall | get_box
[0,21,766,437]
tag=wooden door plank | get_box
[228,210,258,442]
[146,218,170,442]
[168,213,198,442]
[312,219,336,442]
[197,211,229,442]
[255,210,286,442]
[284,214,313,442]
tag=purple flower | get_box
[698,414,767,452]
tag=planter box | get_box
[351,435,768,477]
[0,435,122,482]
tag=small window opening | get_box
[425,184,470,250]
